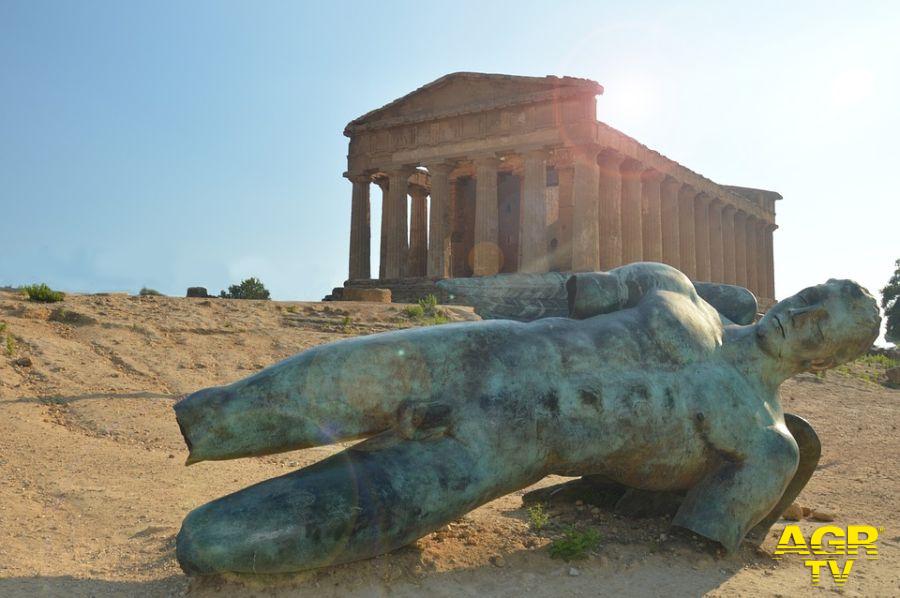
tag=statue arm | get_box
[437,272,570,321]
[693,282,759,325]
[438,262,753,323]
[569,265,759,323]
[567,262,696,319]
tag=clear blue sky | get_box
[2,1,897,321]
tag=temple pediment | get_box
[345,72,602,134]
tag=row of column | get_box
[347,148,776,299]
[562,145,776,299]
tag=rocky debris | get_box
[49,308,97,326]
[489,554,505,568]
[781,502,835,522]
[568,566,580,576]
[12,356,32,367]
[781,503,803,521]
[809,509,836,522]
[885,366,900,386]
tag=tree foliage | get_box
[220,277,271,300]
[882,258,900,344]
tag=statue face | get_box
[756,279,880,370]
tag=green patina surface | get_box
[173,262,881,574]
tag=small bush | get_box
[527,503,550,530]
[139,287,162,297]
[402,294,450,326]
[2,323,15,356]
[1,322,13,356]
[23,283,64,303]
[341,315,352,332]
[402,304,426,318]
[419,294,439,311]
[220,277,271,300]
[548,527,601,561]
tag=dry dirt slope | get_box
[0,289,897,597]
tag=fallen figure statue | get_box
[173,262,880,574]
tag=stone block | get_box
[186,287,210,298]
[342,288,392,303]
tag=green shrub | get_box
[548,527,601,561]
[419,294,439,311]
[139,287,163,297]
[220,277,271,300]
[527,503,550,530]
[23,283,64,303]
[402,304,426,318]
[402,294,450,326]
[3,323,15,356]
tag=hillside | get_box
[0,289,897,597]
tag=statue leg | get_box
[746,413,821,542]
[177,433,536,574]
[671,431,799,553]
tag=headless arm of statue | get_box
[567,262,696,319]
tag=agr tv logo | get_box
[773,524,880,585]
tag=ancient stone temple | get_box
[340,72,780,304]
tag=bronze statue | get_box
[173,262,880,574]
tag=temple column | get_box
[755,220,768,300]
[407,184,428,278]
[598,151,625,270]
[375,177,389,279]
[677,185,697,279]
[571,145,601,271]
[473,156,502,276]
[660,176,681,268]
[347,174,371,280]
[708,199,724,283]
[733,211,748,288]
[520,149,550,273]
[766,223,777,300]
[694,193,711,281]
[384,168,412,279]
[426,162,453,279]
[620,159,643,265]
[721,205,736,284]
[641,169,665,263]
[746,215,759,296]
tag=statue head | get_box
[756,279,881,371]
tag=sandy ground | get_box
[0,289,897,597]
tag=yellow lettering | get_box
[775,525,810,556]
[847,525,879,557]
[827,559,854,584]
[810,525,845,555]
[804,560,827,585]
